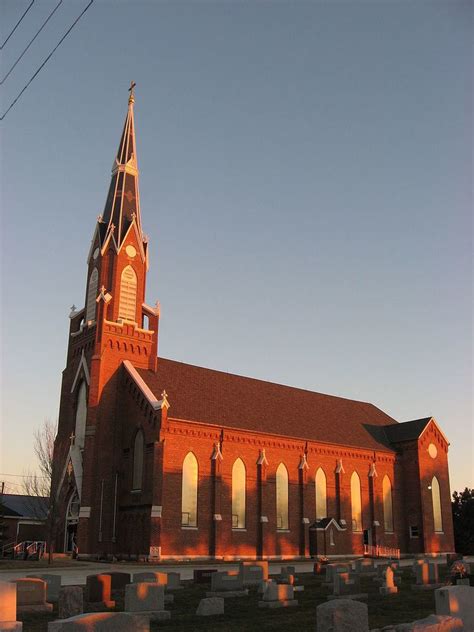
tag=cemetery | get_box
[0,557,473,631]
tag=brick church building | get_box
[51,88,455,560]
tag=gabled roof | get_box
[136,358,399,452]
[0,494,49,520]
[383,417,432,443]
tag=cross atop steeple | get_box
[128,80,136,104]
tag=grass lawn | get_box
[17,565,467,632]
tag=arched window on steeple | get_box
[132,429,144,491]
[351,471,362,532]
[431,476,443,533]
[74,381,87,450]
[85,267,98,322]
[181,452,198,527]
[382,475,394,532]
[315,467,327,520]
[232,458,246,529]
[276,463,289,530]
[119,265,137,322]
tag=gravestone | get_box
[354,558,376,575]
[328,572,368,601]
[258,582,297,609]
[124,583,170,622]
[47,612,150,631]
[132,572,167,585]
[379,567,398,595]
[0,581,23,631]
[13,578,53,614]
[104,572,131,591]
[58,586,83,620]
[206,571,248,597]
[166,572,182,590]
[316,598,369,632]
[85,574,115,608]
[257,579,274,594]
[412,562,442,591]
[193,569,218,584]
[239,561,267,586]
[435,585,474,631]
[27,574,61,603]
[394,614,463,631]
[196,597,224,616]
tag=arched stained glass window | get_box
[132,429,144,491]
[119,265,137,321]
[85,267,98,322]
[276,463,289,530]
[74,381,87,450]
[181,452,198,527]
[382,475,394,532]
[351,471,362,532]
[315,467,327,520]
[431,476,443,533]
[232,458,246,529]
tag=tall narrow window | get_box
[315,467,327,520]
[351,471,362,532]
[74,381,87,450]
[181,452,198,527]
[119,265,137,321]
[382,475,394,532]
[431,476,443,533]
[85,267,98,322]
[232,458,246,529]
[132,429,144,491]
[276,463,289,530]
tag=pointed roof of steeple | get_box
[99,82,145,250]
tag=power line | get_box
[0,0,94,121]
[0,0,36,50]
[1,0,64,86]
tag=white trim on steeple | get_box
[70,350,90,394]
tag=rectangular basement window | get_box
[409,525,419,538]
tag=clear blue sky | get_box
[1,1,472,494]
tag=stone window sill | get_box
[232,528,247,532]
[277,529,290,533]
[131,489,142,494]
[181,526,198,530]
[434,531,444,535]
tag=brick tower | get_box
[51,85,159,555]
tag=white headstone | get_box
[435,585,474,631]
[196,597,224,616]
[317,599,369,632]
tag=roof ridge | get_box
[156,356,375,406]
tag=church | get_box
[51,88,455,561]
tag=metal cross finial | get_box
[69,432,75,446]
[128,81,136,104]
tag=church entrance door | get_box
[64,490,80,553]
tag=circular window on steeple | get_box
[126,245,137,258]
[428,443,438,459]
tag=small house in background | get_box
[0,494,49,556]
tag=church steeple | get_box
[100,81,145,252]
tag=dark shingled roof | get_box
[0,494,49,520]
[137,358,400,452]
[383,417,432,443]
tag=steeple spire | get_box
[100,82,144,250]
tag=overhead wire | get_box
[0,0,36,50]
[0,0,94,121]
[1,0,64,86]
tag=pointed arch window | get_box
[351,471,362,532]
[85,267,98,322]
[181,452,198,527]
[74,381,87,450]
[382,475,394,532]
[232,458,246,529]
[276,463,289,530]
[431,476,443,533]
[132,429,144,491]
[119,265,137,322]
[315,467,327,520]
